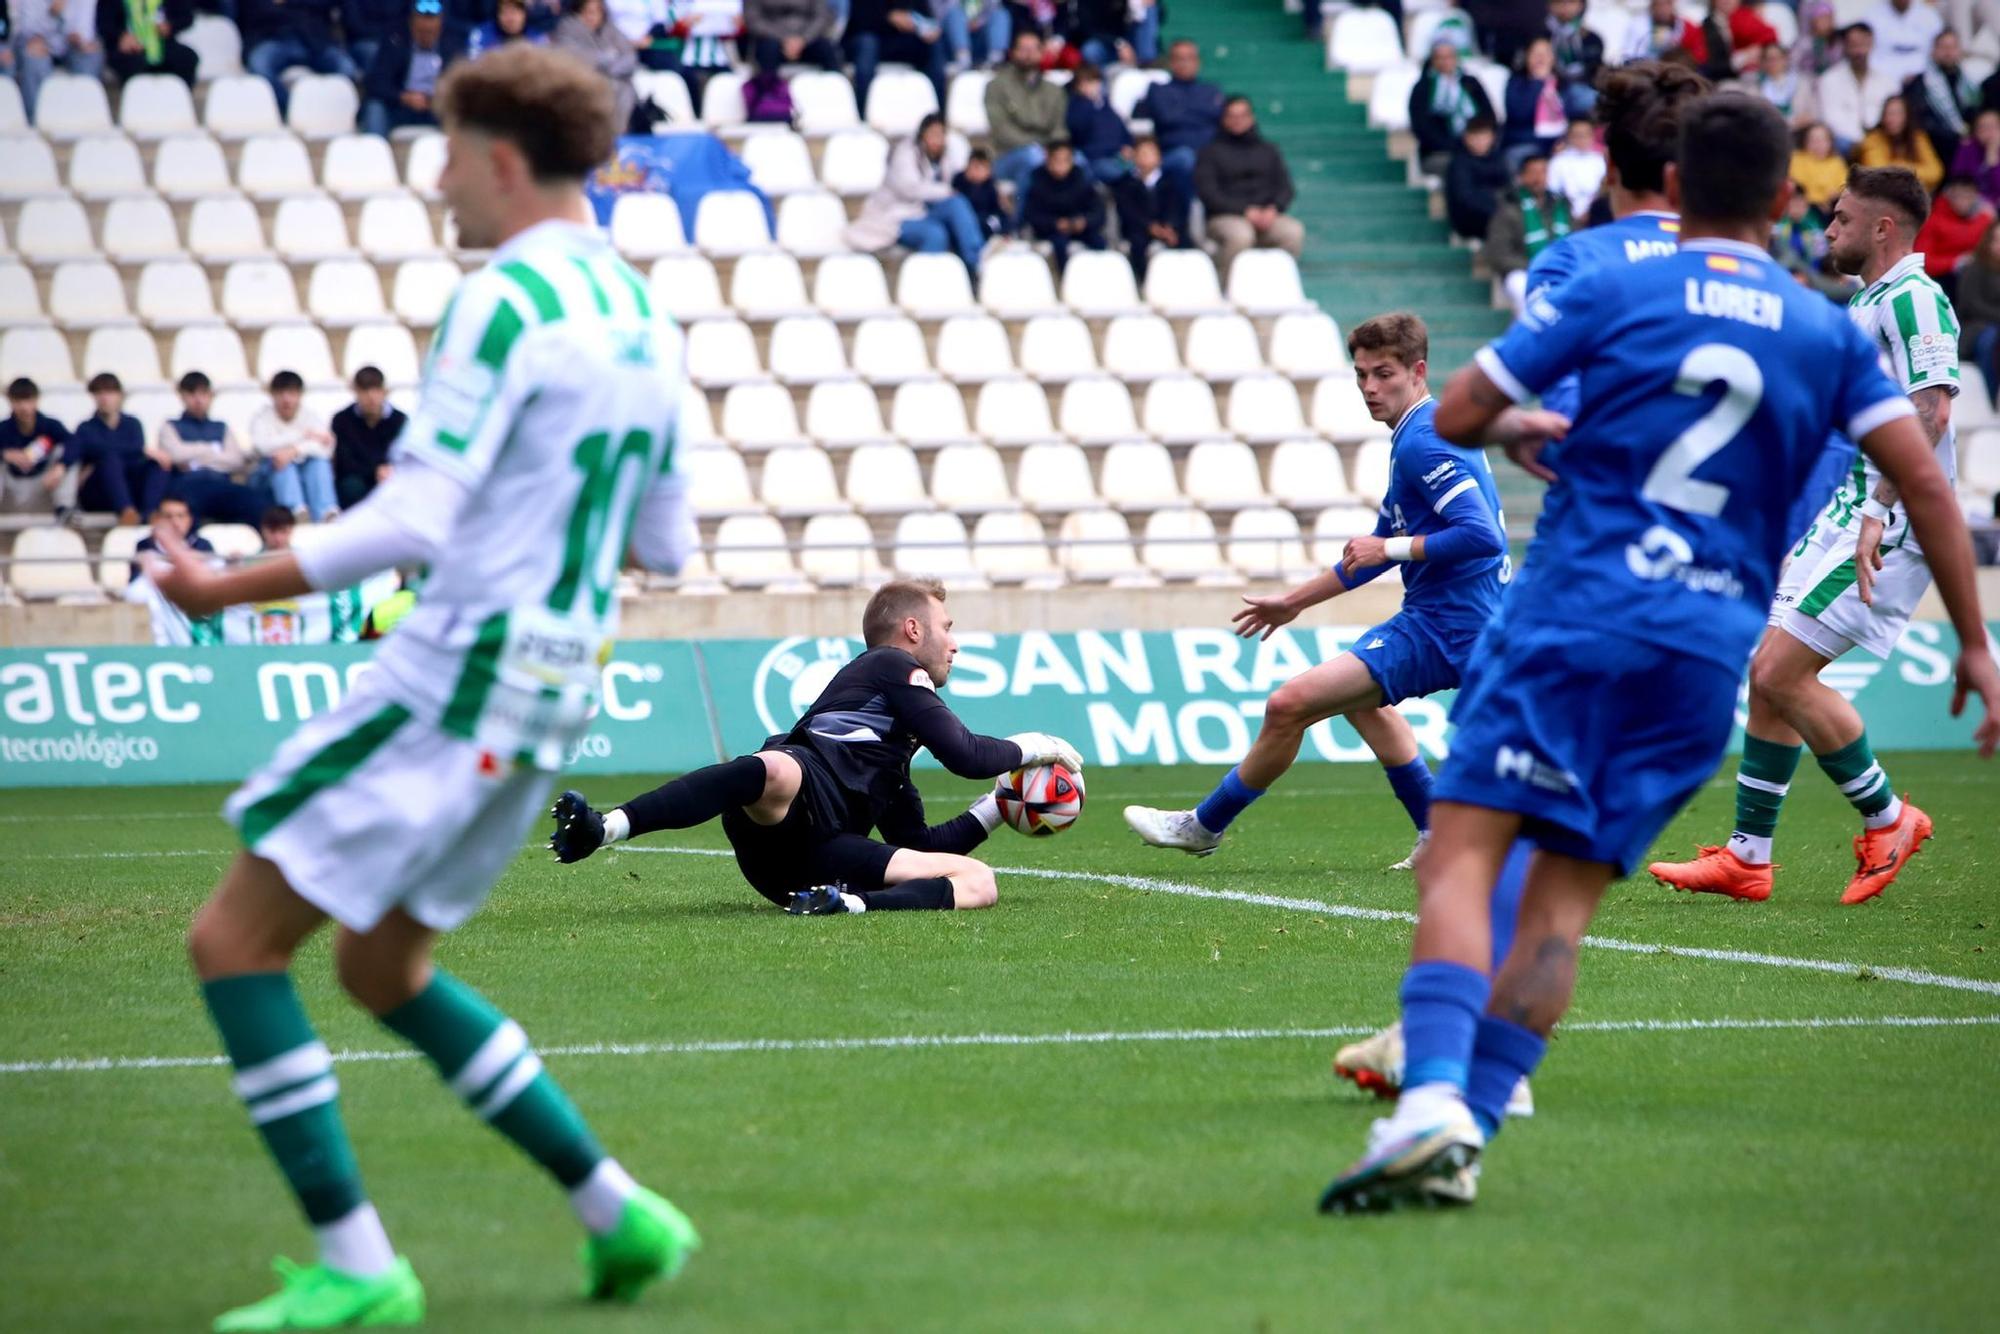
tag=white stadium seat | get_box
[1268,438,1351,508]
[682,445,761,516]
[740,131,818,196]
[974,377,1057,447]
[890,379,977,448]
[0,136,63,198]
[1185,440,1268,510]
[1061,251,1144,319]
[322,134,401,198]
[1143,250,1229,317]
[102,196,184,262]
[973,510,1061,587]
[0,78,23,132]
[767,315,850,384]
[184,15,244,78]
[1019,315,1099,383]
[1310,376,1377,442]
[9,526,100,601]
[1016,442,1099,514]
[713,514,807,590]
[1059,508,1153,585]
[187,195,269,259]
[935,315,1015,383]
[759,445,849,516]
[729,251,813,320]
[812,253,896,321]
[851,316,932,384]
[930,442,1014,514]
[805,379,891,449]
[220,259,301,325]
[686,319,763,385]
[1366,62,1420,134]
[818,128,888,196]
[35,74,114,139]
[1331,9,1406,74]
[1227,249,1310,315]
[895,252,977,319]
[611,194,689,260]
[775,192,851,257]
[1313,503,1379,565]
[1103,315,1183,381]
[256,322,339,386]
[82,324,167,389]
[700,71,747,127]
[0,261,43,325]
[1351,438,1393,503]
[137,260,219,327]
[650,255,728,323]
[1142,377,1224,445]
[721,381,808,450]
[678,387,718,448]
[1227,373,1309,443]
[800,512,888,587]
[945,70,992,136]
[17,198,95,264]
[204,76,282,138]
[169,324,252,386]
[864,67,939,137]
[1269,312,1346,378]
[342,323,420,384]
[891,510,984,587]
[1143,507,1236,583]
[1111,67,1168,125]
[49,261,132,326]
[99,524,147,595]
[404,133,447,198]
[287,75,358,137]
[1058,377,1139,445]
[1227,506,1314,580]
[237,134,317,198]
[694,190,773,256]
[845,442,929,514]
[1099,441,1180,510]
[1964,428,2000,494]
[201,521,266,559]
[633,69,696,126]
[152,135,233,199]
[391,258,462,326]
[272,196,354,261]
[0,326,78,386]
[791,71,863,134]
[120,75,200,138]
[980,248,1062,319]
[1183,314,1264,381]
[68,135,149,198]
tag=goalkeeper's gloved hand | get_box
[1006,731,1083,772]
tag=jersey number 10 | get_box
[550,427,662,619]
[1641,343,1763,519]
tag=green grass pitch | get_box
[5,754,1999,1332]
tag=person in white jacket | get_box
[1818,22,1903,149]
[249,369,339,521]
[844,113,985,276]
[12,0,103,121]
[1864,0,1944,85]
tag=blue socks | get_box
[1194,766,1264,835]
[1489,838,1530,973]
[1382,756,1433,834]
[1397,961,1490,1092]
[1465,1017,1547,1138]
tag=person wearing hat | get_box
[361,0,468,139]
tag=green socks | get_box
[1730,734,1802,864]
[1816,732,1902,828]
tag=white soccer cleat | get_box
[1122,805,1222,857]
[1419,1159,1480,1207]
[1319,1088,1485,1214]
[1389,831,1430,871]
[1506,1076,1534,1120]
[1332,1022,1404,1099]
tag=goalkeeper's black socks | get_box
[852,877,955,911]
[619,755,770,838]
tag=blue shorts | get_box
[1433,621,1739,876]
[1351,610,1476,706]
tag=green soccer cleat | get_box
[213,1256,425,1331]
[581,1187,701,1303]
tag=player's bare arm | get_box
[1856,386,1949,605]
[1232,569,1348,641]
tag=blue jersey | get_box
[1476,238,1912,672]
[1524,211,1681,422]
[1371,396,1507,631]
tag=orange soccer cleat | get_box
[1842,800,1933,905]
[1647,845,1774,902]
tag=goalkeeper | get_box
[551,579,1080,914]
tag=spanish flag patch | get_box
[1705,255,1742,273]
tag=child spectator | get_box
[96,0,199,86]
[1916,174,1995,292]
[1771,191,1850,299]
[1859,93,1943,192]
[131,495,214,585]
[1790,121,1850,211]
[469,0,547,58]
[1409,39,1495,180]
[332,366,407,509]
[1445,116,1510,240]
[151,371,271,526]
[1025,139,1106,273]
[1546,117,1605,217]
[1112,136,1191,281]
[0,377,78,518]
[1951,108,2000,206]
[13,0,103,123]
[1066,62,1133,184]
[362,0,466,138]
[75,372,165,523]
[258,503,296,552]
[953,148,1010,240]
[251,370,339,521]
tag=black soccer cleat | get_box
[785,884,849,915]
[550,789,606,864]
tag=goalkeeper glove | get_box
[1006,731,1083,771]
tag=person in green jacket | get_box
[984,28,1068,224]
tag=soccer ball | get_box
[995,763,1085,836]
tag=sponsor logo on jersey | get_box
[1422,459,1459,486]
[1907,331,1955,377]
[1494,744,1577,793]
[1624,525,1747,599]
[908,667,936,691]
[1624,238,1677,262]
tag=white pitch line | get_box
[5,1013,1998,1078]
[5,848,229,861]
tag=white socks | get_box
[1728,832,1774,865]
[568,1158,639,1236]
[317,1203,397,1278]
[600,808,631,847]
[1865,795,1903,831]
[840,892,867,913]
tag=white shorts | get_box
[1768,512,1930,661]
[223,677,553,933]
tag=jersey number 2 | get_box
[1641,343,1763,518]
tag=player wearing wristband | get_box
[1649,166,1961,905]
[551,578,1080,914]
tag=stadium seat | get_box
[791,71,863,134]
[1015,442,1098,513]
[972,509,1060,586]
[1099,440,1180,510]
[272,196,354,261]
[799,511,887,587]
[935,315,1015,383]
[851,316,932,383]
[700,70,748,127]
[1227,374,1309,443]
[303,259,388,326]
[68,135,149,199]
[610,193,689,260]
[894,252,978,319]
[287,75,358,137]
[404,132,446,198]
[729,251,813,320]
[1269,312,1346,378]
[974,377,1058,447]
[930,442,1014,514]
[678,386,718,447]
[767,315,851,384]
[0,262,43,325]
[721,381,807,449]
[82,324,167,390]
[101,196,183,262]
[1060,250,1143,319]
[632,69,696,126]
[1142,377,1225,445]
[10,526,100,601]
[758,444,849,516]
[890,379,977,448]
[1103,315,1183,381]
[1350,438,1392,503]
[137,261,219,327]
[682,444,762,516]
[1330,8,1405,74]
[1310,376,1377,442]
[818,127,889,196]
[686,319,763,385]
[256,322,338,386]
[981,248,1062,319]
[0,77,23,132]
[1185,440,1268,509]
[16,198,95,264]
[120,74,200,138]
[694,191,773,255]
[945,70,992,136]
[342,323,420,384]
[220,259,301,325]
[1964,428,2000,494]
[1058,508,1153,585]
[187,195,269,259]
[204,76,282,138]
[1589,6,1636,55]
[845,441,929,514]
[1365,63,1420,134]
[650,255,729,323]
[183,15,244,78]
[124,387,180,430]
[1227,249,1310,316]
[1182,314,1265,382]
[169,323,253,386]
[152,134,233,199]
[812,253,896,321]
[775,192,851,257]
[804,378,892,449]
[1268,438,1351,508]
[713,513,808,590]
[1110,67,1168,124]
[864,67,939,137]
[1142,507,1237,583]
[236,134,317,199]
[1955,362,1998,433]
[0,135,62,199]
[35,74,114,139]
[740,131,818,196]
[891,510,985,586]
[391,258,462,326]
[98,524,147,595]
[1019,315,1100,383]
[1311,503,1379,566]
[322,134,401,198]
[1058,377,1139,444]
[0,327,77,387]
[49,261,131,327]
[1142,250,1229,317]
[1227,506,1314,580]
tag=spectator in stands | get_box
[1024,138,1105,273]
[1751,42,1811,127]
[659,0,746,102]
[332,365,405,508]
[1794,1,1842,77]
[1503,37,1570,171]
[1915,173,1994,289]
[954,147,1010,239]
[344,0,407,71]
[848,112,984,275]
[1865,0,1943,86]
[131,496,213,585]
[846,0,949,116]
[938,0,1009,69]
[1954,220,2000,404]
[1819,23,1901,150]
[604,0,673,72]
[1195,94,1304,276]
[1689,0,1778,82]
[95,0,199,85]
[746,0,839,75]
[258,503,295,551]
[1134,39,1224,201]
[1547,117,1605,216]
[1112,135,1190,281]
[1790,121,1850,210]
[1073,0,1159,69]
[1860,93,1945,189]
[1952,107,2000,202]
[1485,152,1570,313]
[1547,0,1603,116]
[13,0,103,121]
[1468,0,1546,67]
[240,0,361,110]
[469,0,547,57]
[1445,115,1509,240]
[555,0,641,132]
[361,0,464,138]
[1067,62,1132,184]
[1771,188,1848,299]
[986,29,1067,222]
[75,372,165,524]
[1409,39,1496,180]
[250,369,338,521]
[151,371,271,526]
[1907,29,1978,167]
[1626,0,1702,64]
[1,378,78,519]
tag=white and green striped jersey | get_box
[370,219,685,769]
